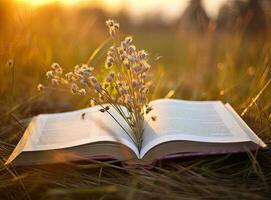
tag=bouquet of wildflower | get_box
[40,19,154,150]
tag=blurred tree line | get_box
[178,0,270,37]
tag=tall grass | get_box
[0,3,271,200]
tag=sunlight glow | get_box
[16,0,88,6]
[16,0,229,19]
[16,0,124,8]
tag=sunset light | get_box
[16,0,87,6]
[2,0,271,199]
[15,0,228,19]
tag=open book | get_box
[5,99,266,166]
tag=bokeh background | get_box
[1,0,271,130]
[1,1,271,199]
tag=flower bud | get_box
[138,50,148,60]
[106,72,115,82]
[51,62,60,70]
[121,41,129,51]
[78,88,86,96]
[125,36,133,44]
[114,23,119,30]
[106,61,113,69]
[46,70,54,79]
[65,72,74,81]
[133,64,142,74]
[105,19,114,27]
[128,55,136,63]
[128,45,136,53]
[37,84,44,91]
[71,83,79,94]
[94,83,102,92]
[123,59,130,69]
[89,76,98,85]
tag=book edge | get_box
[5,117,38,165]
[224,103,267,148]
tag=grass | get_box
[1,4,271,199]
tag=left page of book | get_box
[20,105,139,157]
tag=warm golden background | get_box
[0,1,271,198]
[1,0,270,112]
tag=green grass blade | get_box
[87,38,113,67]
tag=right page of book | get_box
[140,99,258,158]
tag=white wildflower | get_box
[46,70,54,79]
[78,88,86,96]
[51,62,60,70]
[106,72,115,83]
[71,83,79,94]
[138,50,148,60]
[37,84,44,91]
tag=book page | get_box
[140,99,252,158]
[22,105,139,157]
[225,103,266,148]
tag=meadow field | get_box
[0,0,271,199]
